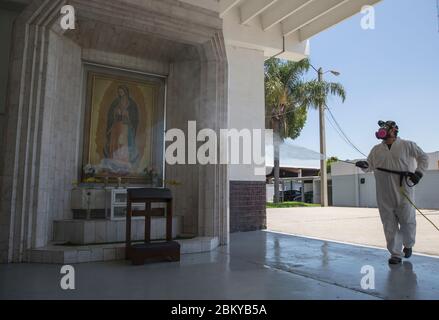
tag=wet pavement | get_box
[1,231,438,300]
[267,207,439,256]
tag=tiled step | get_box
[53,217,182,245]
[26,237,219,264]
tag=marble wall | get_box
[0,0,228,263]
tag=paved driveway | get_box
[267,207,439,256]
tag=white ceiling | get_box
[219,0,382,41]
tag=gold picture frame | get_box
[82,70,163,184]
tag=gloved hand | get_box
[355,161,369,169]
[409,171,423,186]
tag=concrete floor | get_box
[268,207,439,256]
[1,231,439,300]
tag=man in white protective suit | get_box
[355,121,429,265]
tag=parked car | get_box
[283,190,302,202]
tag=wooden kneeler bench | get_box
[125,188,180,265]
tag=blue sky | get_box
[292,0,439,160]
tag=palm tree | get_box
[265,58,346,203]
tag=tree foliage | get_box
[265,57,346,203]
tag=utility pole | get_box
[437,0,439,32]
[318,67,329,207]
[312,64,339,207]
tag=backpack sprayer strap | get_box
[376,168,414,188]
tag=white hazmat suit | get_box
[365,138,429,258]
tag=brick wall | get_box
[230,181,266,233]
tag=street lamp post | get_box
[312,66,340,207]
[317,67,328,207]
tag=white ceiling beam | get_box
[261,0,314,31]
[297,0,381,40]
[178,0,219,12]
[239,0,278,25]
[282,0,349,36]
[219,0,242,18]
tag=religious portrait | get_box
[83,71,161,183]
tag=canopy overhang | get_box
[181,0,382,61]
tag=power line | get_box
[325,111,350,146]
[325,113,354,150]
[267,103,369,159]
[325,104,368,158]
[326,109,367,158]
[325,113,366,158]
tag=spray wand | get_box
[337,159,439,232]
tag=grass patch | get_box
[267,201,320,208]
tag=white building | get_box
[332,152,439,209]
[0,0,380,263]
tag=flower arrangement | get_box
[142,167,182,187]
[83,164,99,183]
[164,179,182,186]
[143,166,160,185]
[83,164,97,176]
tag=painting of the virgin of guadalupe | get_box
[83,72,158,182]
[103,85,140,168]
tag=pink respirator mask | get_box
[375,128,389,139]
[375,121,398,140]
